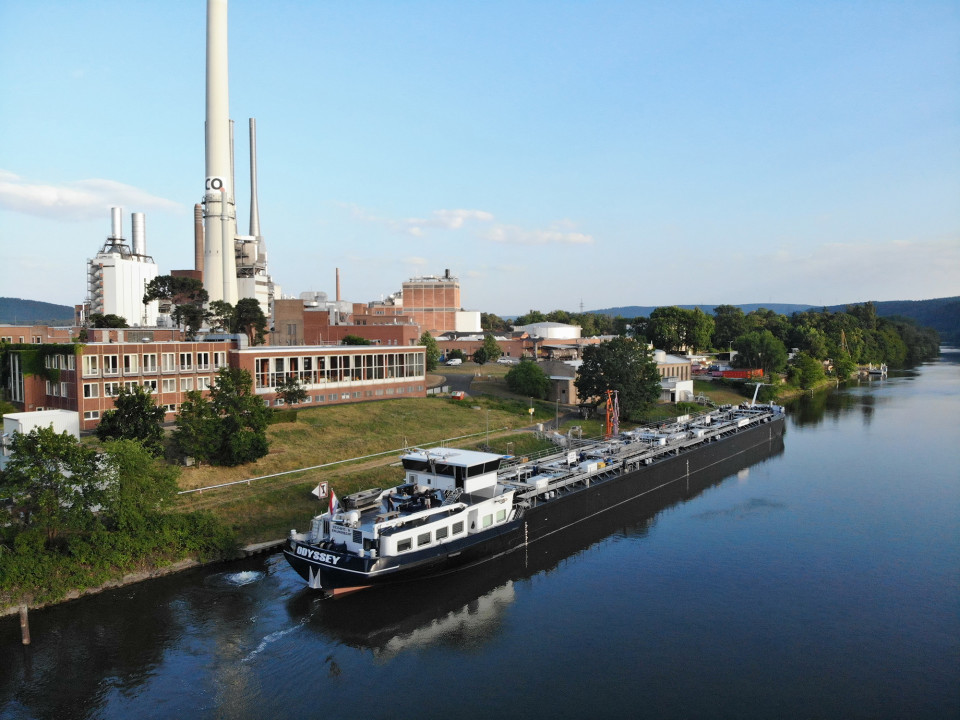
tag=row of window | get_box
[393,508,509,553]
[81,376,213,398]
[272,385,425,406]
[1,336,43,344]
[81,352,227,377]
[254,352,425,389]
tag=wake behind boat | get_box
[283,402,786,596]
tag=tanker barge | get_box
[284,402,786,596]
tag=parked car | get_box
[446,358,463,366]
[496,356,517,365]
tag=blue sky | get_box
[1,0,957,316]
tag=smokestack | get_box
[194,204,204,275]
[131,212,146,255]
[203,0,238,305]
[110,207,122,240]
[336,268,341,302]
[249,117,260,238]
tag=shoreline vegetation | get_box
[0,344,938,616]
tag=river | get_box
[2,351,958,719]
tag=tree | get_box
[505,360,550,399]
[482,334,502,362]
[341,335,372,345]
[732,330,788,376]
[99,439,179,532]
[712,305,747,349]
[0,426,102,540]
[95,384,166,456]
[173,369,270,466]
[172,390,219,465]
[234,298,268,345]
[275,376,307,405]
[88,312,129,328]
[472,347,489,365]
[684,307,714,353]
[647,306,687,351]
[419,332,440,371]
[575,337,662,419]
[480,313,510,332]
[832,351,858,380]
[143,275,209,339]
[447,348,466,361]
[788,351,826,389]
[208,367,270,466]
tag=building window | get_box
[214,351,227,369]
[197,352,210,371]
[123,354,139,374]
[142,353,157,373]
[60,382,69,397]
[124,381,139,392]
[83,383,99,398]
[104,382,121,397]
[162,378,176,393]
[181,377,194,392]
[164,403,177,413]
[161,353,176,372]
[82,356,100,377]
[179,353,192,371]
[197,376,211,391]
[103,355,119,375]
[83,410,100,420]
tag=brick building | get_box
[3,338,426,431]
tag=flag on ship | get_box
[329,489,340,516]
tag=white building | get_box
[87,208,159,326]
[1,409,80,471]
[512,321,582,340]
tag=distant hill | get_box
[0,297,74,326]
[591,303,815,318]
[589,297,960,345]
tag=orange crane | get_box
[604,389,619,438]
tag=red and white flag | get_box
[329,489,340,516]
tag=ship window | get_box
[496,509,507,522]
[436,526,449,541]
[482,514,493,528]
[418,532,431,547]
[452,521,464,535]
[397,539,412,552]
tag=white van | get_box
[446,358,463,366]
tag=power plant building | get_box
[86,208,159,327]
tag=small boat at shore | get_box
[283,403,786,597]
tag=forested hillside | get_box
[0,297,74,325]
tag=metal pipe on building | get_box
[249,117,260,238]
[336,268,341,302]
[203,0,238,305]
[131,212,146,256]
[110,207,122,240]
[194,203,204,275]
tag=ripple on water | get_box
[203,570,266,588]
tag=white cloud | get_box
[341,202,596,246]
[481,223,594,246]
[0,170,183,221]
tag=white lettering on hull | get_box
[295,545,342,565]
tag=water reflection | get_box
[287,436,785,656]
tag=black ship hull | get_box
[283,415,785,596]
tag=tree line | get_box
[485,303,939,368]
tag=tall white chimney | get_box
[110,207,123,240]
[249,117,261,238]
[203,0,238,305]
[131,212,146,256]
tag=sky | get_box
[1,1,958,316]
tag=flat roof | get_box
[402,448,502,467]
